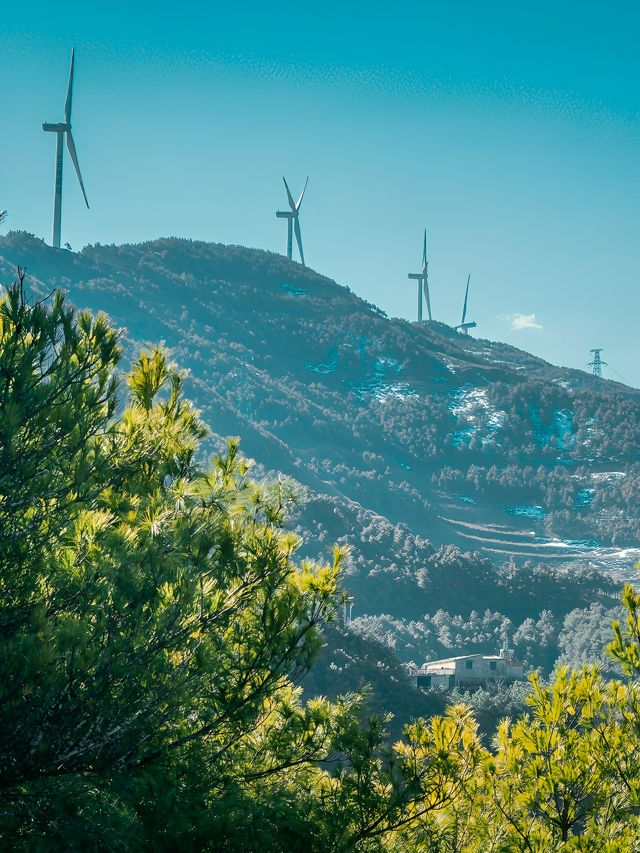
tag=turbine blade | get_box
[294,216,305,266]
[461,274,470,324]
[65,48,75,124]
[295,176,309,211]
[283,177,296,212]
[422,229,427,267]
[66,131,90,208]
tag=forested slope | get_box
[5,278,640,850]
[0,231,636,676]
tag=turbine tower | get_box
[455,274,477,334]
[408,230,431,321]
[588,348,606,377]
[276,177,308,265]
[42,48,89,249]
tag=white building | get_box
[411,641,524,691]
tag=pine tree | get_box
[0,280,477,849]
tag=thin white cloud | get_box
[499,312,543,331]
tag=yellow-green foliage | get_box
[2,282,640,851]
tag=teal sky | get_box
[1,1,639,383]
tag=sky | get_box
[1,1,639,383]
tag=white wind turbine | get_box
[408,229,431,321]
[455,274,477,334]
[42,48,89,248]
[276,177,308,265]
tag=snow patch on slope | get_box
[447,387,506,447]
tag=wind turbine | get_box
[42,48,89,249]
[408,229,431,321]
[276,177,308,265]
[455,274,477,334]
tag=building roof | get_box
[420,653,524,670]
[423,654,483,666]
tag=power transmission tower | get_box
[588,348,607,377]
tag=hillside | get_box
[0,231,635,676]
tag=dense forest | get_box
[3,274,640,849]
[1,231,638,717]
